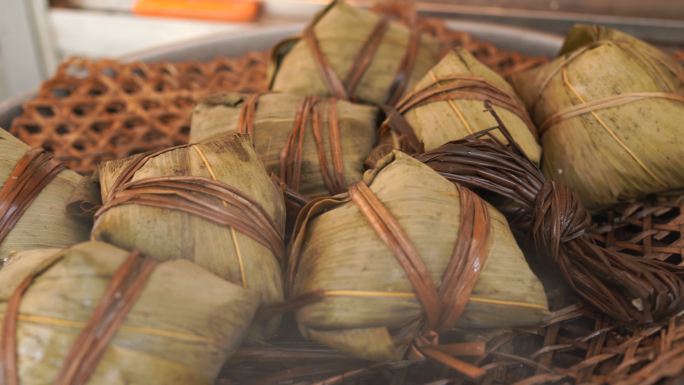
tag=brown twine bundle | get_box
[416,103,684,323]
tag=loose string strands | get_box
[95,142,284,261]
[301,5,421,104]
[279,97,347,195]
[0,148,65,245]
[237,92,263,139]
[0,250,157,385]
[416,104,684,323]
[288,177,492,379]
[311,99,346,194]
[280,97,316,192]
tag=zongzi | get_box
[381,49,541,163]
[289,151,548,365]
[269,0,441,105]
[512,25,684,208]
[0,129,89,261]
[0,241,257,385]
[91,133,285,338]
[190,92,378,197]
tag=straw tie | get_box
[0,148,65,245]
[239,94,347,195]
[237,93,345,225]
[0,250,157,385]
[236,92,263,139]
[302,11,421,104]
[345,180,491,378]
[95,141,284,262]
[278,97,347,195]
[311,98,347,194]
[538,91,684,136]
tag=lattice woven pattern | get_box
[8,26,545,174]
[9,53,268,173]
[5,19,684,385]
[591,195,684,266]
[221,304,684,385]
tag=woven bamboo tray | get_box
[4,17,684,385]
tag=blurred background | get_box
[1,0,682,100]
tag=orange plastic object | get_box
[133,0,261,22]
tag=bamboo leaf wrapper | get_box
[383,49,541,163]
[512,25,684,208]
[0,130,89,260]
[269,0,441,105]
[289,151,548,363]
[0,241,257,385]
[191,92,378,197]
[91,134,285,339]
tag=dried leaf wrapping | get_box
[289,151,548,362]
[91,134,285,338]
[0,241,257,385]
[512,25,684,208]
[268,0,441,105]
[0,130,89,260]
[190,92,378,197]
[383,49,541,163]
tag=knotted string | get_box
[417,103,684,323]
